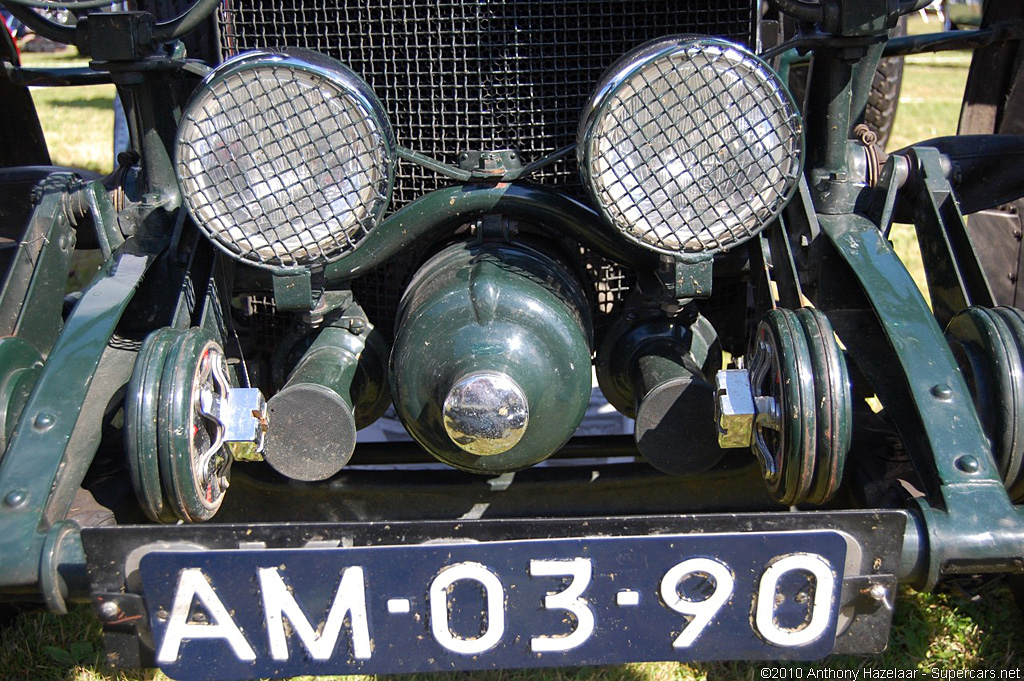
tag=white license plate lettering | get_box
[157,568,256,664]
[754,553,837,647]
[529,558,595,652]
[142,533,847,677]
[258,565,371,661]
[429,561,506,654]
[660,557,735,648]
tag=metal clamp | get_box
[714,369,758,449]
[198,357,267,458]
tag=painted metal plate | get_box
[140,531,847,680]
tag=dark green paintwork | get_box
[67,180,125,261]
[158,327,225,522]
[0,338,43,455]
[945,306,1024,502]
[819,212,1024,587]
[596,313,719,419]
[280,318,391,430]
[794,307,851,506]
[272,268,315,311]
[910,146,995,328]
[323,183,657,283]
[125,328,184,523]
[0,250,153,597]
[391,241,593,473]
[0,173,78,357]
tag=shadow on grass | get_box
[48,97,115,111]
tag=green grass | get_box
[21,49,116,175]
[7,26,1023,681]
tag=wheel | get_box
[945,306,1024,502]
[124,328,183,523]
[158,328,232,522]
[749,308,851,506]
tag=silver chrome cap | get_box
[443,372,529,456]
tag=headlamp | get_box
[176,49,395,268]
[579,37,802,254]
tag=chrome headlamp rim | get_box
[175,48,397,270]
[577,35,804,256]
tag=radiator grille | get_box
[218,1,756,209]
[216,1,757,337]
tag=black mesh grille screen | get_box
[218,1,756,209]
[216,1,756,337]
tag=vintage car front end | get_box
[0,0,1022,677]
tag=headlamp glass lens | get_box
[582,39,802,253]
[177,55,393,267]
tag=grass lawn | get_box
[21,49,117,175]
[6,16,1023,681]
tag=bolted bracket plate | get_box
[660,253,713,301]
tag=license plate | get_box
[140,531,847,680]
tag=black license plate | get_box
[141,531,848,680]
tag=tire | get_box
[862,46,904,150]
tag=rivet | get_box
[34,412,56,430]
[3,490,27,508]
[955,455,979,473]
[931,384,953,400]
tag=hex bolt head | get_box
[33,412,56,431]
[98,600,122,622]
[868,584,888,602]
[3,490,27,508]
[955,455,980,473]
[930,384,953,400]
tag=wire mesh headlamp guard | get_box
[175,49,396,269]
[578,36,803,255]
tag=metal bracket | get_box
[657,253,713,303]
[272,267,315,311]
[909,146,995,328]
[79,12,156,63]
[458,149,524,177]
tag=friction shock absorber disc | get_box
[749,308,851,506]
[158,328,233,522]
[124,327,183,523]
[946,306,1024,502]
[795,308,851,505]
[749,308,817,506]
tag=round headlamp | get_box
[176,49,395,268]
[578,37,802,254]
